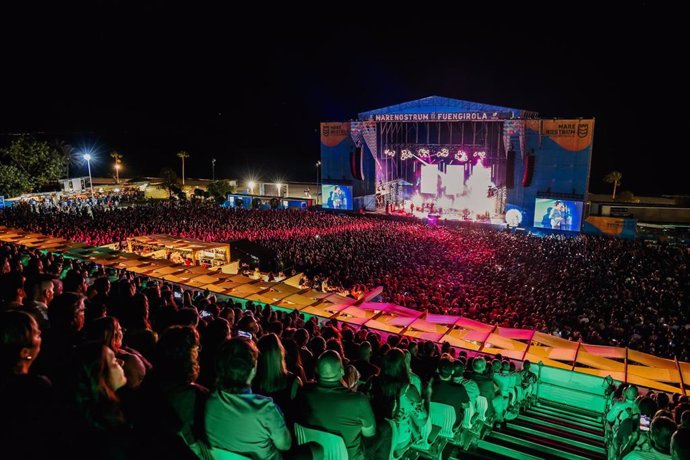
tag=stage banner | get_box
[583,216,637,239]
[320,122,350,147]
[541,119,595,151]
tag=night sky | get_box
[1,3,683,196]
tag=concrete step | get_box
[515,414,605,443]
[487,430,593,460]
[537,400,602,421]
[503,423,607,458]
[525,409,604,434]
[527,406,604,431]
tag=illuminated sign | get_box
[370,112,517,122]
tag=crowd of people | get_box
[604,379,689,459]
[1,242,549,459]
[1,201,688,362]
[1,231,690,458]
[13,189,143,216]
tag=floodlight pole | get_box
[84,154,94,197]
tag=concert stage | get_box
[320,96,594,233]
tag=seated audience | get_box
[431,356,469,424]
[254,333,302,424]
[205,337,291,459]
[297,350,376,460]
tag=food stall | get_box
[125,234,230,267]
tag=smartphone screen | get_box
[237,330,253,339]
[639,415,650,432]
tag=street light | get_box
[248,180,256,195]
[276,182,283,197]
[315,160,321,204]
[83,153,94,197]
[111,151,123,184]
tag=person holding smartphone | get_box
[205,338,291,459]
[607,385,640,427]
[236,315,259,340]
[237,330,252,339]
[623,416,677,459]
[639,415,651,432]
[606,385,641,457]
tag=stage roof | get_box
[358,95,538,119]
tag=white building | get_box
[59,176,92,193]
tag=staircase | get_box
[445,399,607,460]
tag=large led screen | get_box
[322,184,353,210]
[533,198,583,231]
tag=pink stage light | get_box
[454,150,468,162]
[436,148,449,158]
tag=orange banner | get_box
[320,122,350,147]
[541,119,594,151]
[585,216,626,236]
[541,120,594,152]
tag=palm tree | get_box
[603,171,622,200]
[110,151,123,183]
[160,167,178,198]
[53,139,74,179]
[177,150,190,185]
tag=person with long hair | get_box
[254,333,302,424]
[85,316,150,388]
[71,343,127,426]
[197,317,230,390]
[62,342,129,459]
[365,348,428,457]
[282,337,308,385]
[0,311,54,458]
[32,292,86,380]
[0,310,42,378]
[121,292,157,362]
[132,325,207,459]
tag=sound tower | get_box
[522,154,535,187]
[350,145,364,180]
[506,149,516,189]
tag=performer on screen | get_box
[549,201,567,229]
[332,185,346,209]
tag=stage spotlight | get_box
[454,150,468,162]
